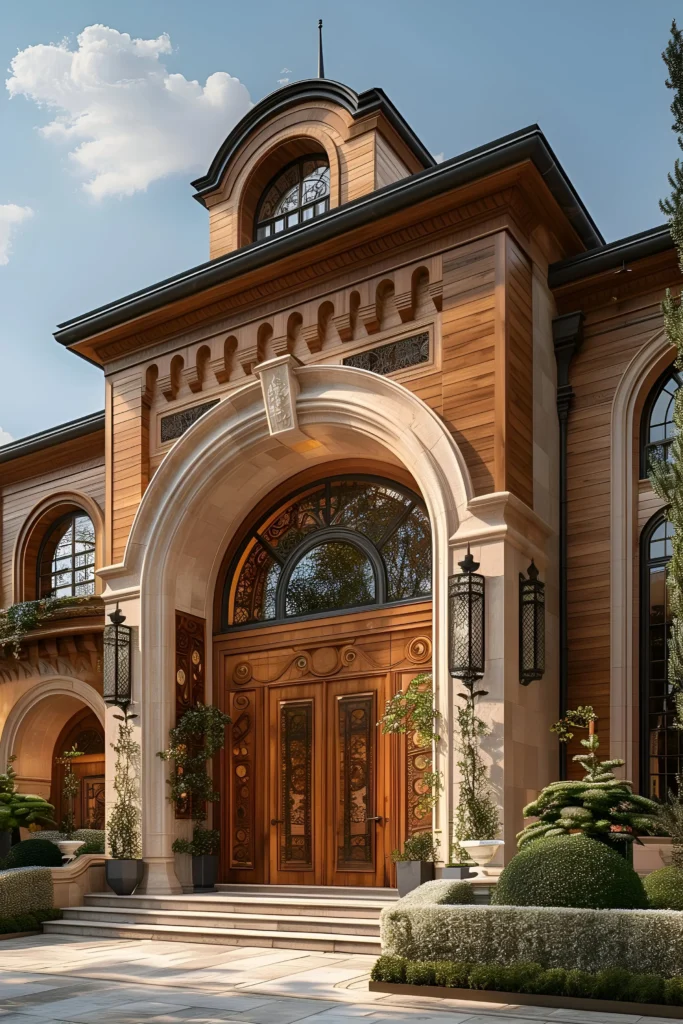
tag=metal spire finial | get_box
[317,19,325,79]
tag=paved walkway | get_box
[0,934,671,1024]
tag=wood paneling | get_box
[110,372,149,562]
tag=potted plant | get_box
[54,744,85,862]
[0,756,56,857]
[391,831,440,896]
[443,845,475,879]
[158,702,230,892]
[106,708,143,895]
[172,824,220,889]
[453,676,502,875]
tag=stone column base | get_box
[138,857,182,895]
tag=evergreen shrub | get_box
[4,839,63,869]
[491,834,647,909]
[643,865,683,910]
[441,881,475,905]
[0,867,53,917]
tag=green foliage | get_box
[4,839,63,869]
[440,881,475,905]
[107,709,141,860]
[518,707,662,850]
[658,784,683,867]
[370,955,683,1005]
[172,824,220,857]
[75,839,105,858]
[0,908,61,935]
[0,758,56,839]
[644,865,683,909]
[379,674,444,814]
[0,866,53,917]
[158,703,231,814]
[492,834,647,909]
[55,744,83,837]
[0,597,87,658]
[453,679,499,847]
[649,22,683,728]
[391,831,439,862]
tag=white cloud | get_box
[433,152,445,164]
[0,427,14,446]
[0,204,33,265]
[6,24,252,199]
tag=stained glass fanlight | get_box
[255,156,330,240]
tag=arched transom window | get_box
[255,156,330,240]
[38,512,96,598]
[225,475,432,628]
[641,367,682,475]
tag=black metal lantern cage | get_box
[448,548,486,684]
[519,560,545,685]
[103,606,132,708]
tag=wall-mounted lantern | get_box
[103,605,132,708]
[519,560,545,685]
[448,547,486,687]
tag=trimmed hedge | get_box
[380,894,683,976]
[644,866,683,910]
[37,829,104,845]
[4,839,63,869]
[491,834,648,910]
[0,867,53,918]
[0,908,62,935]
[371,956,683,1006]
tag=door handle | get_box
[366,816,383,824]
[270,818,284,826]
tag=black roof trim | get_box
[190,78,435,203]
[548,224,674,288]
[0,411,105,464]
[55,125,602,348]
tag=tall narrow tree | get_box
[649,21,683,729]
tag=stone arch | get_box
[12,491,105,604]
[102,363,472,892]
[610,327,675,778]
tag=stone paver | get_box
[0,934,669,1024]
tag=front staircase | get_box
[43,884,398,954]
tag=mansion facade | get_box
[0,78,678,893]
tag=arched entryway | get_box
[214,469,434,886]
[50,708,105,830]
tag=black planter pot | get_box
[395,860,435,897]
[192,854,219,890]
[442,864,475,879]
[106,859,144,896]
[0,831,10,862]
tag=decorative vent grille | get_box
[342,332,429,376]
[160,399,219,443]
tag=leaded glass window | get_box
[641,514,681,798]
[38,512,96,598]
[255,156,330,241]
[226,475,432,628]
[641,368,682,476]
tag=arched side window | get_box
[37,512,96,599]
[255,155,330,240]
[640,513,680,797]
[224,475,432,629]
[640,366,682,477]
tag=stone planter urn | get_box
[57,840,85,863]
[106,858,144,896]
[459,839,504,876]
[395,860,435,897]
[192,854,219,890]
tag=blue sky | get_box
[0,0,681,442]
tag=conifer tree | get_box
[649,21,683,728]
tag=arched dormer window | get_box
[37,512,96,598]
[255,155,330,240]
[224,475,431,629]
[640,366,682,476]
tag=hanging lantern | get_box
[448,547,485,684]
[519,560,545,685]
[103,605,132,708]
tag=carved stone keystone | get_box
[254,354,309,447]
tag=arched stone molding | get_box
[0,676,105,797]
[101,364,473,894]
[610,328,675,779]
[12,490,105,604]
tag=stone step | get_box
[83,892,387,919]
[215,883,398,901]
[63,906,380,936]
[43,918,381,954]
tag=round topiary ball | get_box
[491,834,648,909]
[643,865,683,910]
[4,839,63,869]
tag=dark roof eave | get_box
[0,411,105,464]
[55,125,603,349]
[548,224,674,288]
